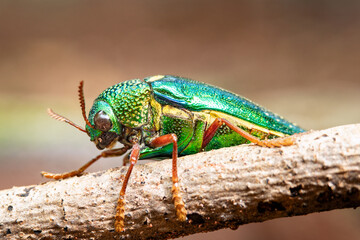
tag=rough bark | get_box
[1,124,359,240]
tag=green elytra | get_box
[86,75,304,159]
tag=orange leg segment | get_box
[41,146,130,180]
[202,118,295,150]
[115,143,140,232]
[150,134,187,222]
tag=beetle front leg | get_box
[149,134,187,222]
[41,146,130,180]
[115,143,140,232]
[202,118,295,150]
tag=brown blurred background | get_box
[1,1,359,239]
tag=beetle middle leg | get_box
[149,134,187,222]
[202,118,295,150]
[41,146,130,179]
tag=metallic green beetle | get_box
[42,75,305,232]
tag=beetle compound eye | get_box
[94,110,112,131]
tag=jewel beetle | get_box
[42,75,305,232]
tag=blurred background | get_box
[0,1,359,239]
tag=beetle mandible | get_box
[42,75,305,232]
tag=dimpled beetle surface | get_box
[42,75,305,232]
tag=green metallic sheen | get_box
[96,79,151,128]
[87,100,121,141]
[180,119,205,155]
[86,75,305,159]
[146,75,303,135]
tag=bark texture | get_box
[1,124,360,240]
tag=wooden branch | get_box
[1,124,360,239]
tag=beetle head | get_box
[48,81,122,150]
[86,100,122,150]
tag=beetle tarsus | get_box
[259,136,295,148]
[172,183,187,221]
[41,170,82,180]
[115,197,126,232]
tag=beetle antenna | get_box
[47,108,87,133]
[78,81,95,129]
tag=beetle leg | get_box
[202,118,295,149]
[41,146,130,180]
[115,143,140,232]
[149,134,187,222]
[122,153,130,166]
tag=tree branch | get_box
[1,124,360,239]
